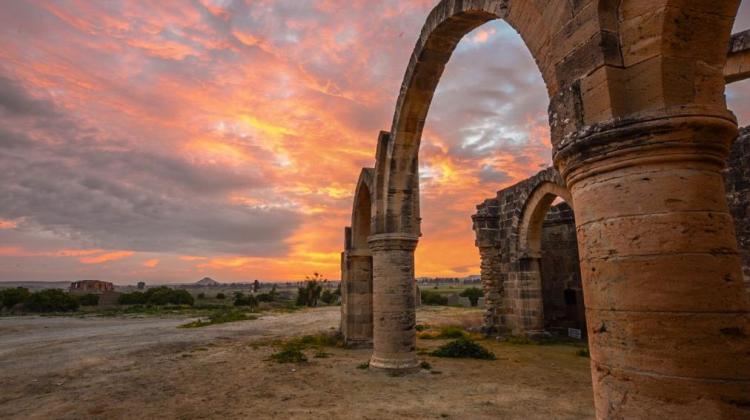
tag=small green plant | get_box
[420,361,432,370]
[357,362,370,370]
[415,324,430,332]
[577,347,590,358]
[431,338,496,360]
[271,345,308,363]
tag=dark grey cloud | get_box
[0,74,302,256]
[477,165,511,185]
[0,75,57,118]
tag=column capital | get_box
[368,233,419,251]
[553,107,738,188]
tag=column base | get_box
[345,338,373,349]
[369,355,421,373]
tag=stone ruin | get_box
[473,130,750,338]
[339,1,750,417]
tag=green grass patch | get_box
[431,337,496,360]
[271,345,308,363]
[179,310,257,328]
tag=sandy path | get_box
[0,307,594,419]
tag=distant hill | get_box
[195,277,220,287]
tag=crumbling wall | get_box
[725,127,750,291]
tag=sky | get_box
[1,1,750,284]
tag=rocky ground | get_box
[0,306,594,419]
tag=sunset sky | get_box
[2,1,750,284]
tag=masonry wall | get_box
[540,203,585,334]
[725,128,750,291]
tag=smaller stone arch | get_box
[340,168,375,347]
[473,167,582,335]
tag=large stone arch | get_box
[340,168,375,347]
[350,0,750,417]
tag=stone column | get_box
[554,112,750,418]
[343,250,373,347]
[368,233,420,371]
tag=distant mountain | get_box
[195,277,220,286]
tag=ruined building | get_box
[473,129,750,336]
[340,1,750,418]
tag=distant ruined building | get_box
[339,1,750,418]
[69,280,114,294]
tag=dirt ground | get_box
[0,306,594,419]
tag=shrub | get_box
[430,338,495,360]
[415,324,430,332]
[216,293,226,300]
[459,287,483,307]
[181,310,257,328]
[0,287,30,309]
[271,342,308,363]
[577,347,590,358]
[437,325,466,339]
[25,289,79,313]
[118,287,194,306]
[256,293,274,303]
[234,292,258,308]
[78,294,100,306]
[118,291,147,305]
[296,275,324,307]
[320,289,337,305]
[421,290,448,306]
[146,287,194,306]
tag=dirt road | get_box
[0,306,594,419]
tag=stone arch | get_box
[518,182,573,259]
[379,1,550,236]
[351,168,374,251]
[340,168,375,347]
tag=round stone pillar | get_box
[368,233,420,372]
[554,111,750,418]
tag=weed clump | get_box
[356,362,369,370]
[437,325,466,339]
[577,347,590,358]
[180,310,257,328]
[269,332,341,364]
[431,337,495,360]
[271,344,308,363]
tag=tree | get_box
[0,287,30,309]
[460,287,484,307]
[296,273,325,307]
[233,292,258,309]
[25,289,79,312]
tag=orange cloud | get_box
[142,258,160,268]
[79,251,135,265]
